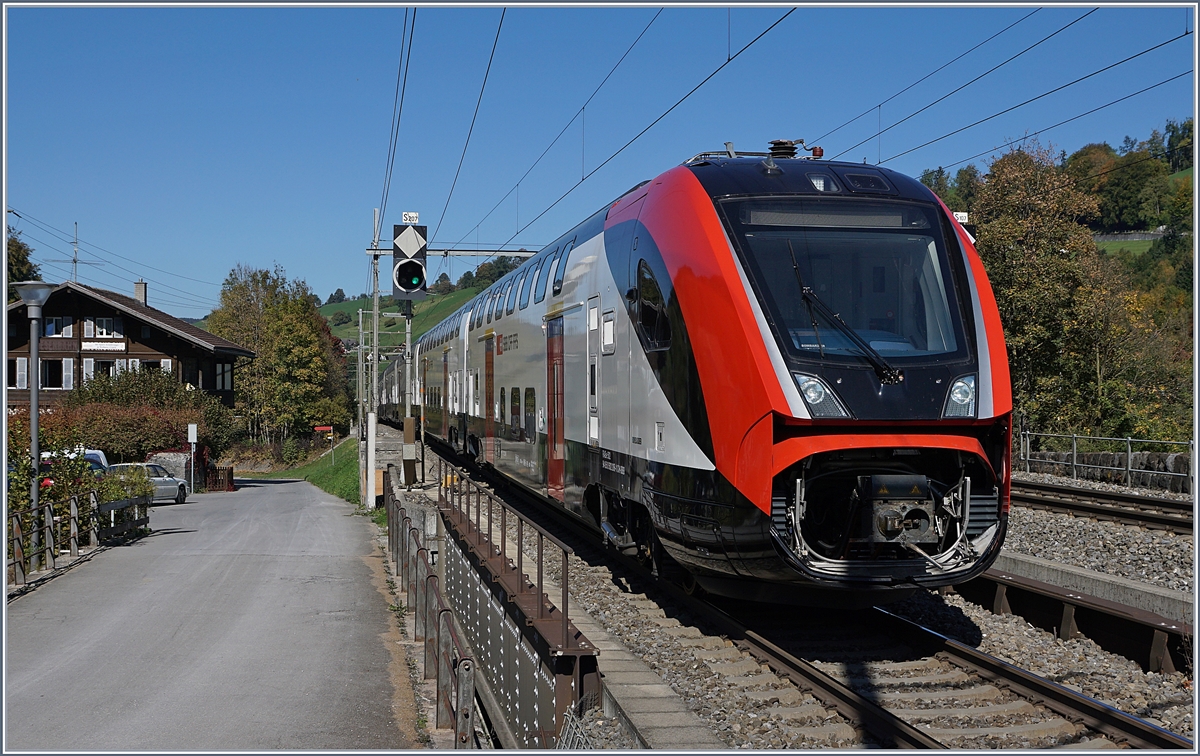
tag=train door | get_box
[546,316,565,502]
[484,335,495,465]
[442,350,449,437]
[586,296,601,488]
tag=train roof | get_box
[681,153,937,204]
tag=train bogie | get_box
[390,142,1012,604]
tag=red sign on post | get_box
[314,425,333,432]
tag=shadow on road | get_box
[136,527,198,539]
[232,478,306,487]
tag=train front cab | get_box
[637,159,1013,602]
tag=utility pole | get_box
[405,299,412,418]
[362,208,384,510]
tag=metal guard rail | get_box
[435,455,600,745]
[1019,431,1192,487]
[384,469,476,748]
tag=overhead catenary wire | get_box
[475,7,796,268]
[881,32,1193,165]
[431,8,506,245]
[440,8,664,253]
[378,8,416,239]
[813,8,1041,145]
[916,71,1193,181]
[830,8,1100,162]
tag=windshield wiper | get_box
[787,241,904,385]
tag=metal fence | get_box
[7,491,149,585]
[1019,432,1192,491]
[384,469,476,748]
[432,456,600,747]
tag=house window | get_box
[142,360,161,372]
[44,316,72,337]
[95,317,116,337]
[8,359,25,389]
[40,358,73,390]
[215,363,233,391]
[96,360,116,378]
[142,325,152,338]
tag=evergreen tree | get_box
[7,226,41,302]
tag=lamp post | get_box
[12,281,55,573]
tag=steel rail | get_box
[876,608,1195,750]
[1011,482,1192,534]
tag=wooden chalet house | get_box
[6,281,254,409]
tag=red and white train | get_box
[383,141,1012,603]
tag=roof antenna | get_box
[724,141,736,159]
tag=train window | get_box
[519,262,539,309]
[635,260,672,351]
[494,286,506,320]
[552,238,575,296]
[511,387,520,439]
[486,291,497,324]
[472,297,485,330]
[500,387,505,425]
[507,272,524,314]
[494,281,510,321]
[534,247,558,303]
[722,197,965,361]
[524,388,536,442]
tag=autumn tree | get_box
[207,265,351,442]
[973,140,1189,438]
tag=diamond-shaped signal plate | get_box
[394,225,426,258]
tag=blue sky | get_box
[4,4,1195,318]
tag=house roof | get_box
[7,281,255,358]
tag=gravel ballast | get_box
[1009,471,1193,593]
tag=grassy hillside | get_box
[250,437,360,506]
[320,288,479,347]
[194,288,480,347]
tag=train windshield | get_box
[720,197,968,364]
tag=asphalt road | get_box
[5,478,415,751]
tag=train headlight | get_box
[943,374,976,418]
[793,374,850,418]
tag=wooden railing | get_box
[7,491,149,586]
[206,466,235,492]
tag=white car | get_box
[109,463,189,504]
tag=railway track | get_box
[427,446,1193,749]
[1011,480,1193,534]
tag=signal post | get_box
[392,216,427,487]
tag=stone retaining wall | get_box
[1024,451,1191,494]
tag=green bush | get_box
[281,437,303,466]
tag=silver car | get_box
[109,463,189,504]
